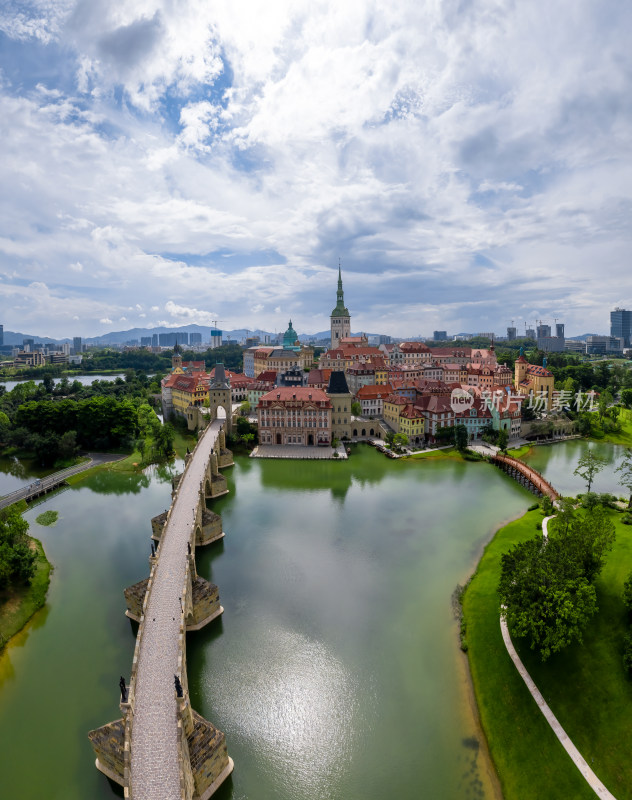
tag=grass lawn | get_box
[406,446,461,460]
[506,444,532,459]
[0,534,51,648]
[601,407,632,446]
[463,509,602,800]
[515,511,632,799]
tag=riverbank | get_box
[0,523,51,650]
[462,507,632,799]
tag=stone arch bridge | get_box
[89,419,235,800]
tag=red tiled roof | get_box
[399,341,431,352]
[356,383,393,399]
[400,404,425,419]
[258,387,331,406]
[526,364,553,377]
[255,370,277,383]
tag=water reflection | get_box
[206,623,359,800]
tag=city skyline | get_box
[1,2,631,338]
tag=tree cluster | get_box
[499,501,615,660]
[0,507,36,591]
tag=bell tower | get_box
[330,264,351,347]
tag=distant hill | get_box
[1,330,60,346]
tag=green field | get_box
[463,509,632,800]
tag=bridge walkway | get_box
[0,453,124,510]
[130,419,223,800]
[493,453,560,501]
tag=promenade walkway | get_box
[130,419,222,800]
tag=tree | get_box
[576,413,592,436]
[239,400,250,416]
[621,388,632,409]
[499,535,598,661]
[616,449,632,508]
[392,433,409,451]
[574,450,607,493]
[0,507,36,590]
[351,401,362,416]
[499,505,614,660]
[497,428,509,452]
[454,424,469,452]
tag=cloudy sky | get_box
[1,0,631,339]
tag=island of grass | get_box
[0,503,52,649]
[462,507,632,799]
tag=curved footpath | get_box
[130,419,222,800]
[500,515,616,800]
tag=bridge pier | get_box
[152,508,224,547]
[216,430,234,470]
[206,452,228,499]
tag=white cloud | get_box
[1,1,631,338]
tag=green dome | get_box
[283,320,299,349]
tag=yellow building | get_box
[514,353,555,410]
[398,405,425,444]
[374,365,389,385]
[383,395,407,432]
[171,374,209,416]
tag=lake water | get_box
[0,374,130,392]
[0,445,536,799]
[521,439,627,497]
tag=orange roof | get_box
[356,383,393,399]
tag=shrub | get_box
[623,573,632,613]
[623,632,632,675]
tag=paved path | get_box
[500,515,616,799]
[250,443,347,460]
[130,420,222,800]
[0,452,124,509]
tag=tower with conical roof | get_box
[330,264,351,347]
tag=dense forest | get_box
[0,371,175,466]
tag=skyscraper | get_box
[73,336,82,355]
[611,308,632,348]
[330,266,351,346]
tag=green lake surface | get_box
[521,439,626,497]
[0,444,537,799]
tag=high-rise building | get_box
[537,324,551,338]
[433,331,447,341]
[330,266,351,346]
[73,336,82,355]
[141,336,152,346]
[506,326,517,340]
[555,323,565,339]
[190,332,202,344]
[611,308,632,348]
[525,327,536,339]
[0,324,3,346]
[152,333,159,347]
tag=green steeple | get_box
[331,265,350,317]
